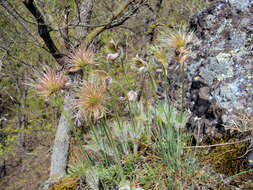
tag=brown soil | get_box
[0,145,51,190]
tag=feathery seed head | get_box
[73,78,107,121]
[164,30,194,51]
[161,29,194,65]
[150,45,168,65]
[65,46,94,72]
[27,67,67,98]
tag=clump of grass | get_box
[227,112,253,133]
[73,95,207,189]
[38,26,209,189]
[68,161,87,178]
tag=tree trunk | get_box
[15,78,28,152]
[49,95,72,181]
[76,0,94,41]
[0,55,6,179]
[0,94,6,179]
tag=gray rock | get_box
[165,0,253,139]
[227,0,252,12]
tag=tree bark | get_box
[0,93,6,179]
[0,53,6,179]
[75,0,94,41]
[49,95,72,181]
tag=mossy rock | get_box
[198,133,253,187]
[204,137,248,176]
[49,177,78,190]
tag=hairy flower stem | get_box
[163,66,170,107]
[180,62,185,121]
[147,71,159,101]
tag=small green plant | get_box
[68,161,87,178]
[23,27,207,189]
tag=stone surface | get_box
[164,0,253,140]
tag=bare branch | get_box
[59,5,72,50]
[184,137,252,149]
[0,0,41,46]
[23,0,64,64]
[74,0,81,24]
[84,0,144,46]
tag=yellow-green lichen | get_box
[216,53,233,81]
[49,177,78,190]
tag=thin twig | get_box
[184,137,251,149]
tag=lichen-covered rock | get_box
[166,0,252,139]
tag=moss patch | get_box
[49,177,78,190]
[198,133,253,187]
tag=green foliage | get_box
[68,96,206,189]
[98,165,121,187]
[0,0,229,189]
[0,133,17,157]
[68,161,87,178]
